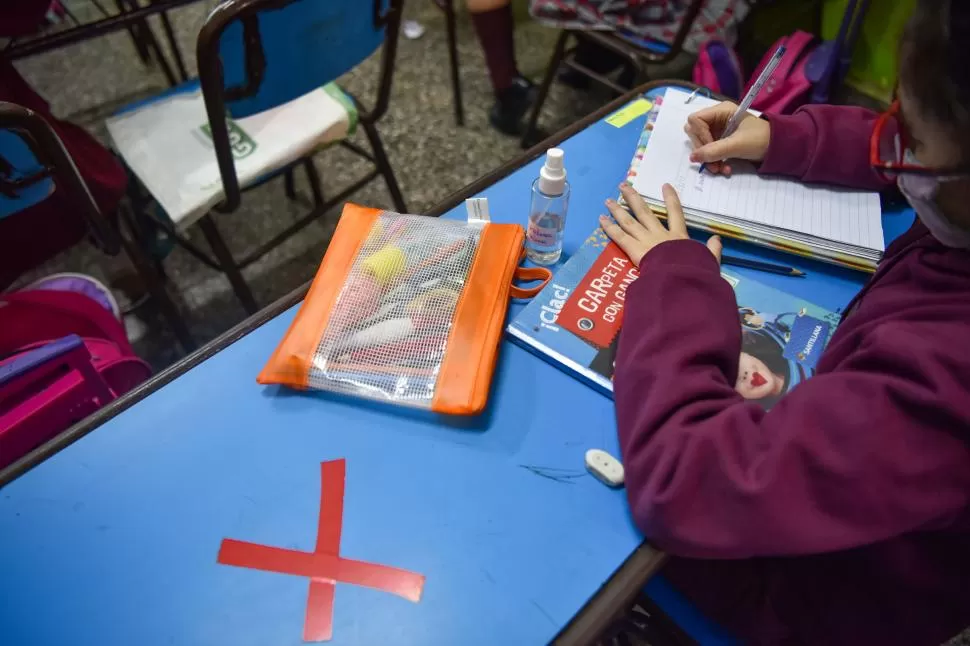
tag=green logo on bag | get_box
[200,118,257,159]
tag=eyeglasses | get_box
[869,99,970,180]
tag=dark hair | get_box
[740,329,790,409]
[899,0,970,152]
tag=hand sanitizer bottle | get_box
[526,148,570,265]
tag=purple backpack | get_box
[747,31,817,115]
[693,39,744,101]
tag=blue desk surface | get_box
[0,89,914,645]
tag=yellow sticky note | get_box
[606,98,653,128]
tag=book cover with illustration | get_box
[507,228,841,409]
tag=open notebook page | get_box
[632,88,884,253]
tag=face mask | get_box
[897,150,970,248]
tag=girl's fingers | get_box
[689,138,739,164]
[605,198,647,239]
[662,183,688,237]
[697,159,724,174]
[685,126,704,151]
[686,128,723,173]
[686,119,722,172]
[618,184,664,232]
[599,216,643,266]
[684,116,713,146]
[706,235,723,263]
[685,112,715,144]
[689,102,737,136]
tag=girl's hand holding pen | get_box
[685,101,772,176]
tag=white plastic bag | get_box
[107,83,354,229]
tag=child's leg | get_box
[466,0,535,135]
[467,0,519,94]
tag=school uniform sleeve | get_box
[613,240,970,559]
[759,105,895,191]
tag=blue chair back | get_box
[202,0,399,119]
[0,102,118,254]
[0,130,55,220]
[195,0,403,210]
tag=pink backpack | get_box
[0,285,151,470]
[747,31,817,115]
[693,39,744,100]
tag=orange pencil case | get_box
[258,203,552,415]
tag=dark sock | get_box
[470,5,518,93]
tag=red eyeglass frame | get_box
[869,99,970,178]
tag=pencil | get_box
[722,254,805,277]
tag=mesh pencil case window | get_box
[258,203,551,414]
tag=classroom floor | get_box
[9,3,970,644]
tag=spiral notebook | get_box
[626,88,884,272]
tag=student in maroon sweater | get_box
[600,2,970,645]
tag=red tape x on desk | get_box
[217,459,425,642]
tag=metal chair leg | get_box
[117,0,178,86]
[138,19,178,87]
[283,169,298,201]
[304,158,325,208]
[197,214,259,314]
[117,203,196,353]
[443,0,465,126]
[88,0,111,17]
[360,120,407,213]
[124,177,171,280]
[158,10,190,82]
[522,30,569,149]
[115,0,152,63]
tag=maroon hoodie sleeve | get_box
[613,240,970,559]
[759,105,894,191]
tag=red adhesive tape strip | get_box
[218,540,425,602]
[217,459,425,642]
[303,460,347,642]
[304,579,336,642]
[317,460,345,555]
[304,460,345,641]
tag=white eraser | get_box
[585,449,625,488]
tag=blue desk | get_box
[0,81,913,646]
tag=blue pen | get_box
[698,45,786,174]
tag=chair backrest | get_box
[0,102,119,255]
[0,130,54,220]
[196,0,403,210]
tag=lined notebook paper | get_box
[630,89,884,268]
